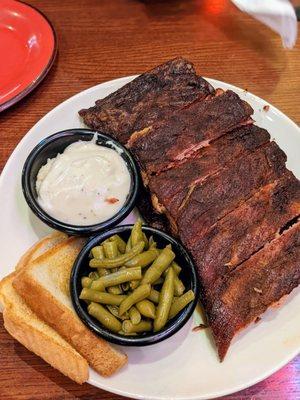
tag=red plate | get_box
[0,0,57,112]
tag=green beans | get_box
[91,245,105,259]
[147,288,160,304]
[131,219,143,246]
[119,284,151,316]
[154,267,174,332]
[81,277,92,288]
[89,241,145,268]
[106,305,129,321]
[108,234,127,254]
[91,268,142,290]
[125,236,132,253]
[149,236,157,249]
[141,246,175,285]
[88,302,122,333]
[97,268,109,277]
[122,320,152,334]
[80,288,126,305]
[136,299,156,319]
[80,220,195,336]
[169,290,195,319]
[125,248,159,268]
[88,271,100,280]
[129,306,141,325]
[103,240,118,259]
[174,275,185,296]
[108,286,123,295]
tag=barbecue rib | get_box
[208,220,300,360]
[78,58,300,361]
[79,58,214,144]
[190,172,300,291]
[128,90,253,175]
[178,141,287,247]
[148,125,270,218]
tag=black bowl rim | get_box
[21,129,139,236]
[70,225,199,346]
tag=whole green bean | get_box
[119,284,151,316]
[88,302,122,333]
[125,248,159,268]
[141,246,175,285]
[91,245,105,260]
[154,267,174,332]
[169,290,195,319]
[136,299,156,319]
[103,240,118,259]
[129,306,141,325]
[122,320,152,334]
[91,268,141,290]
[81,277,92,288]
[89,271,100,280]
[131,219,143,246]
[174,275,185,296]
[89,241,145,269]
[147,288,160,304]
[79,288,126,305]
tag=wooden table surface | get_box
[0,0,299,399]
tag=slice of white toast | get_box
[13,236,128,377]
[0,273,89,384]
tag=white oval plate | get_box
[0,76,299,400]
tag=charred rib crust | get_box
[79,58,214,144]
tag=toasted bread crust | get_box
[3,308,88,384]
[0,272,89,384]
[13,238,127,377]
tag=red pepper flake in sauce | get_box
[105,197,119,204]
[263,105,270,112]
[192,323,208,332]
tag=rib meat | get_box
[128,90,253,175]
[190,172,300,291]
[178,141,287,247]
[79,58,214,144]
[148,125,270,218]
[207,220,300,360]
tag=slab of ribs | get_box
[79,58,300,360]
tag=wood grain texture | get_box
[0,0,299,399]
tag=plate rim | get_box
[0,0,58,112]
[0,75,299,400]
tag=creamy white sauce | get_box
[36,140,131,225]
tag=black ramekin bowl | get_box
[70,224,199,346]
[22,129,139,236]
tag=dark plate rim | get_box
[0,0,58,113]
